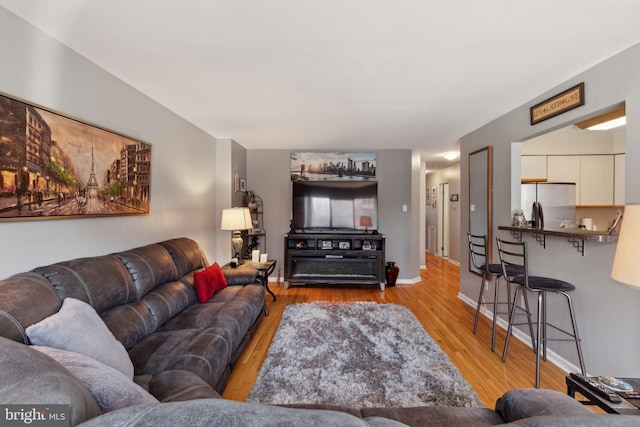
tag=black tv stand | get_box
[284,233,386,291]
[289,229,378,235]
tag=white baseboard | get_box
[396,276,421,285]
[457,292,582,375]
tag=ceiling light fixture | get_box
[587,116,626,131]
[442,152,459,160]
[575,106,625,130]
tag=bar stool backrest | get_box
[467,233,488,271]
[496,238,529,288]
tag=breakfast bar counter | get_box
[498,225,618,256]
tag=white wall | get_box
[460,43,640,376]
[0,9,219,278]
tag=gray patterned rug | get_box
[247,302,483,408]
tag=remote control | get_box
[570,373,622,403]
[619,391,640,399]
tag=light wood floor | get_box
[221,253,569,408]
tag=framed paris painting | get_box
[0,92,151,221]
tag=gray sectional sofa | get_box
[1,336,638,426]
[0,237,637,426]
[0,237,265,398]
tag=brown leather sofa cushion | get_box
[0,272,60,344]
[148,370,221,402]
[158,238,208,278]
[32,255,136,314]
[115,244,179,298]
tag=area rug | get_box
[247,302,483,408]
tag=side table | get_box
[566,375,640,415]
[238,260,277,302]
[221,260,277,315]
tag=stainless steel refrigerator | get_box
[521,183,576,230]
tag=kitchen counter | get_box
[498,225,618,255]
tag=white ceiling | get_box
[2,1,640,169]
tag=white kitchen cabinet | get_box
[547,156,581,204]
[580,155,614,206]
[521,156,547,181]
[525,154,619,207]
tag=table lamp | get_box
[221,207,253,262]
[611,204,639,289]
[360,215,373,234]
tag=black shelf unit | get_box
[284,233,386,291]
[242,191,265,259]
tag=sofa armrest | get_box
[148,370,220,402]
[223,268,260,286]
[495,388,590,422]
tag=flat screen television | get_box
[291,181,378,232]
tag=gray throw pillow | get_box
[32,346,158,413]
[495,388,590,421]
[26,297,134,379]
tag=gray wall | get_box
[0,9,219,278]
[214,139,248,261]
[460,43,640,376]
[231,141,248,208]
[247,149,421,282]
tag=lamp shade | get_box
[611,204,640,288]
[359,215,373,228]
[220,207,252,231]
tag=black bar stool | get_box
[497,238,586,388]
[467,233,513,352]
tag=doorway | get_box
[437,182,450,258]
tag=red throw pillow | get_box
[193,262,228,303]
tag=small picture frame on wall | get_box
[240,179,246,192]
[431,187,437,198]
[234,172,240,192]
[450,194,459,202]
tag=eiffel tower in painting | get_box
[86,146,99,196]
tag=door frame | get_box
[437,182,450,258]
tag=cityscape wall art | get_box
[290,152,376,181]
[0,92,151,221]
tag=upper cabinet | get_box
[521,156,547,181]
[547,155,581,202]
[523,154,622,207]
[580,155,614,206]
[521,122,625,208]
